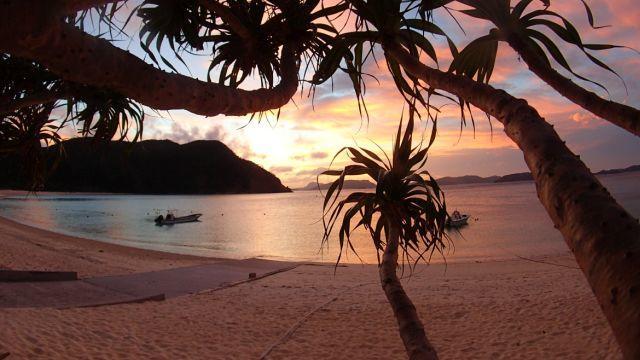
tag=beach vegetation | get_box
[320,109,448,359]
[0,0,638,357]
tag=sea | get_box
[0,172,638,264]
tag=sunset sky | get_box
[76,0,640,188]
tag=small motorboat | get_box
[155,212,202,226]
[447,210,470,228]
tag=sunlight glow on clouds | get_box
[113,0,640,188]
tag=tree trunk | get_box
[505,33,640,137]
[384,42,640,360]
[379,222,439,360]
[0,0,299,117]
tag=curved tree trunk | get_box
[384,42,640,360]
[505,33,640,137]
[0,0,299,117]
[380,222,439,360]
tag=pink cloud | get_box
[115,0,639,188]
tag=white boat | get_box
[447,211,470,228]
[155,213,202,226]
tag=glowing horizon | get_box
[68,1,640,188]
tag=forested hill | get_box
[0,139,291,194]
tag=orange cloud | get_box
[122,0,640,188]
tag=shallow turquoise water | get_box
[0,172,638,264]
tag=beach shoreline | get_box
[0,189,573,266]
[0,190,623,359]
[0,214,215,278]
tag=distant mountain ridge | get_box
[298,164,640,190]
[0,138,291,194]
[437,175,500,185]
[299,180,376,191]
[596,164,640,175]
[494,172,533,183]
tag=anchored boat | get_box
[154,212,202,226]
[447,210,470,228]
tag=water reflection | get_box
[0,172,637,264]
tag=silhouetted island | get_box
[0,139,291,194]
[493,172,534,183]
[596,164,640,175]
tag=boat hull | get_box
[446,215,470,228]
[155,214,202,226]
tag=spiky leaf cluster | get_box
[136,0,346,88]
[321,110,449,266]
[310,0,459,120]
[424,0,630,91]
[0,103,61,188]
[0,55,144,187]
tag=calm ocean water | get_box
[1,172,638,264]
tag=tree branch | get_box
[505,33,640,137]
[0,9,299,116]
[445,0,640,136]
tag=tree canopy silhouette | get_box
[0,1,638,358]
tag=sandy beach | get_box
[0,207,623,359]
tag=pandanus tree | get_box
[422,0,640,136]
[0,0,639,358]
[321,111,447,359]
[314,0,640,358]
[0,0,352,116]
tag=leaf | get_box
[449,33,499,83]
[512,0,535,19]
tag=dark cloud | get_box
[204,126,224,140]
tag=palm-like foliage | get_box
[321,110,449,266]
[424,0,628,91]
[136,0,347,88]
[0,54,145,143]
[0,54,145,187]
[313,0,458,116]
[0,103,62,188]
[0,104,60,153]
[67,88,145,142]
[0,54,63,110]
[69,1,126,38]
